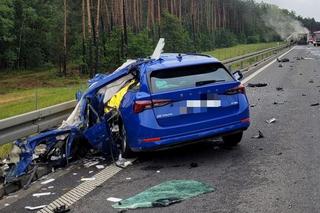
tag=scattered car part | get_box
[277,58,290,63]
[53,205,70,213]
[32,192,52,197]
[107,197,123,202]
[310,103,320,107]
[266,118,277,124]
[80,177,96,181]
[25,205,47,211]
[252,131,264,139]
[190,162,198,168]
[41,178,55,185]
[247,83,268,88]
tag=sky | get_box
[255,0,320,21]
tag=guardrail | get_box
[0,44,290,145]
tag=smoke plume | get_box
[262,5,309,40]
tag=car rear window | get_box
[150,63,234,93]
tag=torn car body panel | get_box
[3,59,145,182]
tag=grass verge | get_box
[204,42,282,61]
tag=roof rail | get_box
[183,52,212,58]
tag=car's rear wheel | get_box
[120,124,134,158]
[222,132,243,147]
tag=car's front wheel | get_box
[120,124,134,158]
[222,132,243,147]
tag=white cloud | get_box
[255,0,320,21]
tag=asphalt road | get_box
[2,45,320,212]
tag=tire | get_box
[222,132,243,147]
[120,124,134,158]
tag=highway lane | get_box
[2,45,320,212]
[71,45,320,213]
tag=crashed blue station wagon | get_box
[2,39,250,182]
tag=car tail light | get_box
[143,137,161,143]
[241,118,250,123]
[134,99,172,113]
[225,84,245,95]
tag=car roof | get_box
[144,53,220,72]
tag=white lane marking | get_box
[37,159,136,213]
[242,46,296,84]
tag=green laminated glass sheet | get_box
[113,180,214,209]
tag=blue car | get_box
[4,42,250,181]
[118,53,250,156]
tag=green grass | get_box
[204,42,282,61]
[0,69,87,119]
[0,143,13,159]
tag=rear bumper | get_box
[130,121,250,152]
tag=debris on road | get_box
[96,165,105,169]
[107,197,123,202]
[277,58,290,63]
[6,194,18,199]
[190,162,198,168]
[84,161,100,168]
[41,178,55,185]
[112,180,214,210]
[25,205,47,211]
[252,131,264,139]
[32,192,52,197]
[116,155,133,168]
[152,197,182,207]
[310,103,320,107]
[273,101,284,105]
[266,118,277,124]
[81,177,96,181]
[53,205,70,213]
[247,83,268,88]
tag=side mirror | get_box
[233,70,243,81]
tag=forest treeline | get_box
[0,0,320,76]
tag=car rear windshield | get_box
[150,63,234,93]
